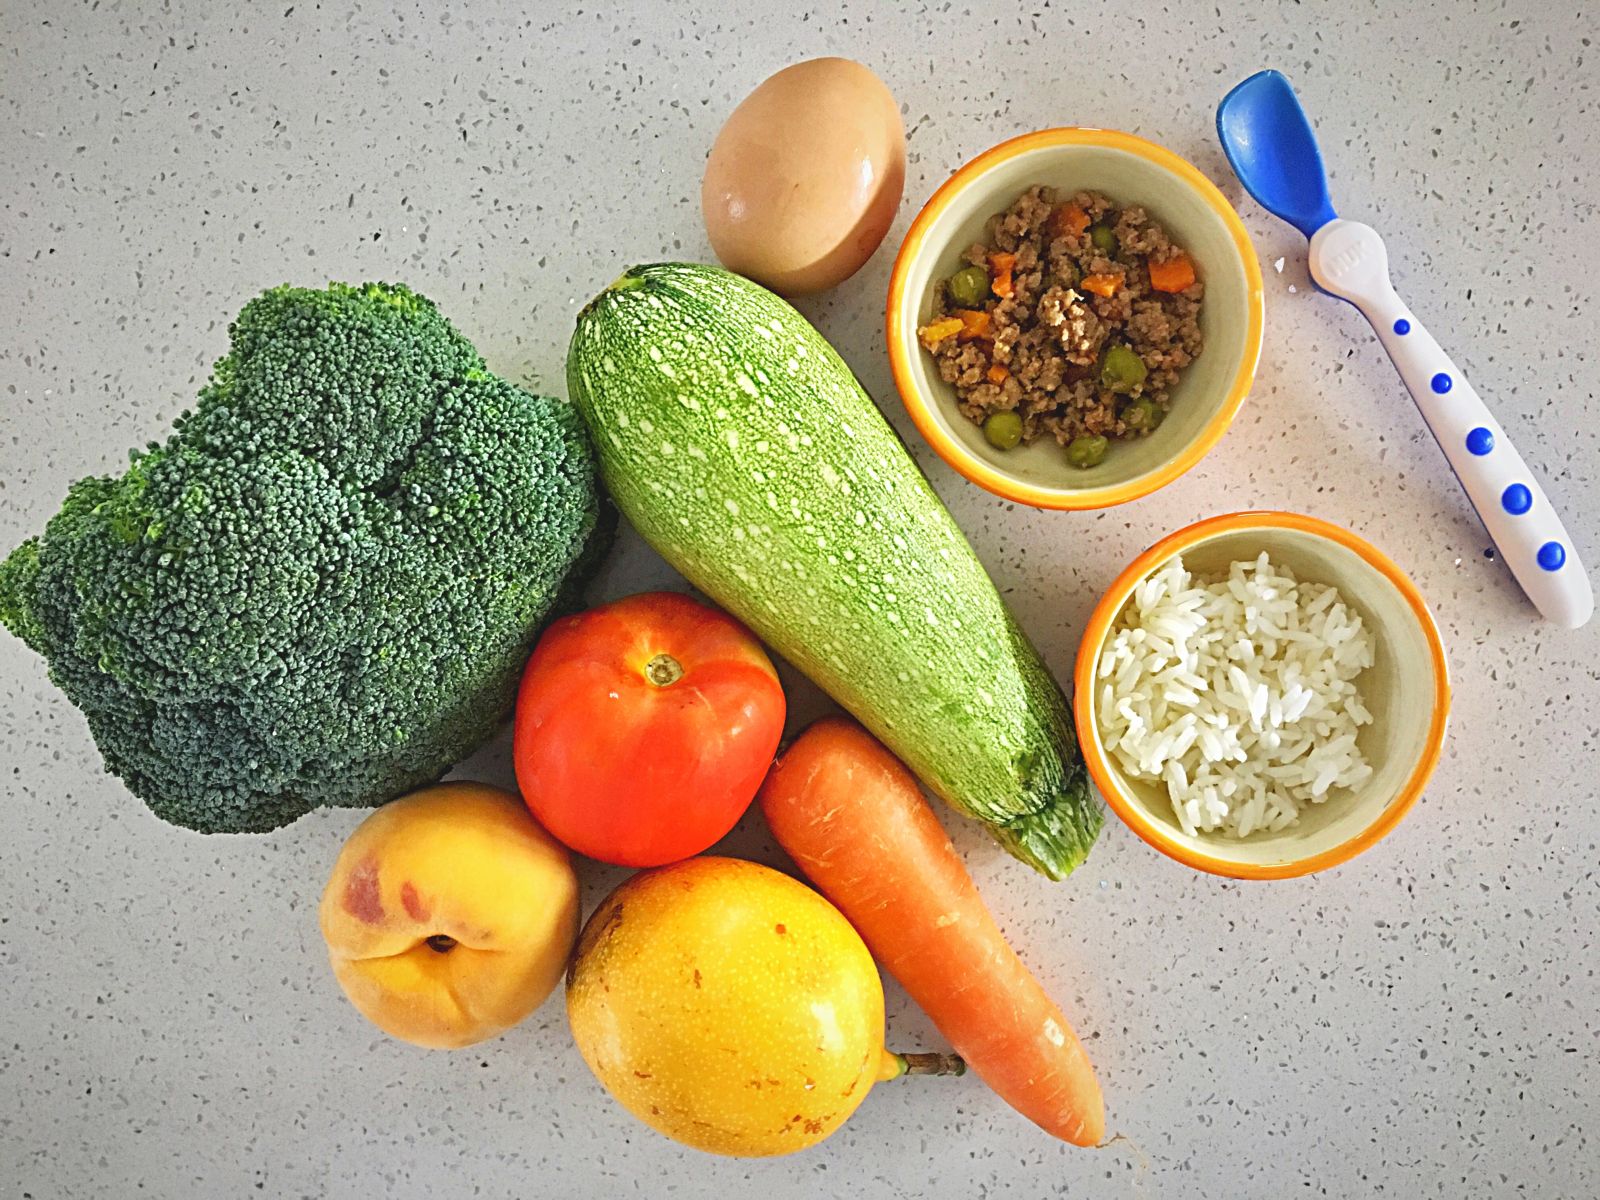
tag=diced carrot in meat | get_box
[987,364,1010,384]
[989,252,1016,299]
[1149,252,1198,293]
[953,309,991,341]
[1049,203,1091,238]
[1079,273,1122,298]
[917,316,965,349]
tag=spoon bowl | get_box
[1217,70,1338,238]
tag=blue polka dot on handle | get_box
[1431,372,1453,394]
[1393,318,1411,335]
[1466,427,1494,456]
[1538,542,1567,571]
[1502,483,1533,515]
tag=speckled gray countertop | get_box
[2,1,1596,1196]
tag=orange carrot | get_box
[953,308,991,342]
[758,718,1105,1147]
[987,363,1010,384]
[916,316,964,349]
[988,252,1016,299]
[1148,252,1197,293]
[1078,273,1121,298]
[1049,203,1091,238]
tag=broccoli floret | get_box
[0,282,612,833]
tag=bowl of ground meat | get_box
[888,128,1265,509]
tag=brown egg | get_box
[702,58,906,296]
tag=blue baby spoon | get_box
[1218,69,1592,629]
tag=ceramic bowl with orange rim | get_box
[887,128,1264,509]
[1073,512,1450,879]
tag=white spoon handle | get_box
[1309,219,1593,629]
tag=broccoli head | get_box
[0,282,612,833]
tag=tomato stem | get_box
[644,653,685,687]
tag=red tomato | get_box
[513,592,785,867]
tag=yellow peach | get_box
[319,782,579,1049]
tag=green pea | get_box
[947,266,991,309]
[1065,435,1109,469]
[1121,397,1163,434]
[1089,223,1119,256]
[983,410,1024,451]
[1099,343,1148,394]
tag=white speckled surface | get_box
[2,1,1596,1195]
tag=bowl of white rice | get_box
[1073,511,1449,879]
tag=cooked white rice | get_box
[1095,552,1375,838]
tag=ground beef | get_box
[919,186,1204,452]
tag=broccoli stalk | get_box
[0,282,612,833]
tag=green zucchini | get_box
[567,263,1101,878]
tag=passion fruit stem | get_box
[881,1051,966,1080]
